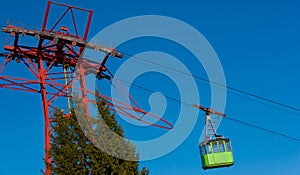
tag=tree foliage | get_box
[45,98,149,175]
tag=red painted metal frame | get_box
[0,1,174,174]
[0,1,94,174]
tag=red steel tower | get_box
[0,1,173,174]
[0,1,122,174]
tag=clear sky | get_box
[0,0,300,175]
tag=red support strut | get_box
[38,56,51,175]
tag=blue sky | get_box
[0,0,300,175]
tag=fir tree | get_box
[45,97,149,175]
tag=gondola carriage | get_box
[193,104,234,170]
[199,137,234,170]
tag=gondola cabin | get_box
[199,138,234,170]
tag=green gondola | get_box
[193,104,234,170]
[199,138,234,170]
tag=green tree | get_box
[45,97,149,175]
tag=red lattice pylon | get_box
[0,1,173,174]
